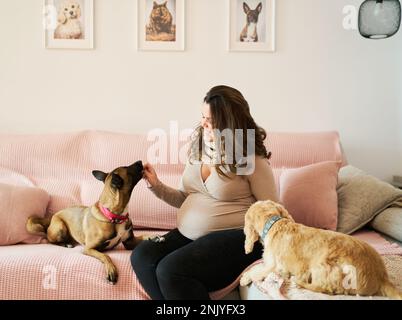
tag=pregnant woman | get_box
[131,85,278,300]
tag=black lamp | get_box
[359,0,401,39]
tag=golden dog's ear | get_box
[58,11,67,24]
[244,222,259,254]
[76,4,81,18]
[277,203,295,222]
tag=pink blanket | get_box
[351,229,402,255]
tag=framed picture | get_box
[43,0,94,49]
[138,0,185,51]
[229,0,276,52]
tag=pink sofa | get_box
[0,130,345,300]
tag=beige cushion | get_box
[336,165,402,234]
[371,207,402,242]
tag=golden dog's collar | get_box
[98,204,129,224]
[261,215,282,240]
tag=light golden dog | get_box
[54,0,82,39]
[240,200,402,299]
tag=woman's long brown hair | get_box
[189,85,271,178]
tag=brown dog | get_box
[240,2,262,42]
[240,200,402,299]
[27,161,146,284]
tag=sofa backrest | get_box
[0,130,346,230]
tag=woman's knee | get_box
[130,240,154,271]
[155,254,179,284]
[155,254,209,299]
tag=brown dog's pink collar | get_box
[98,204,129,224]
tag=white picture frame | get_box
[138,0,185,51]
[43,0,94,49]
[229,0,276,52]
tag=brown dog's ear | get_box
[92,170,107,182]
[256,2,263,13]
[243,2,250,14]
[244,222,259,254]
[58,11,67,24]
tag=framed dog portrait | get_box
[138,0,185,51]
[43,0,94,49]
[229,0,276,52]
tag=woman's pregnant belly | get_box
[177,192,254,240]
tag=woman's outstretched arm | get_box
[143,162,189,208]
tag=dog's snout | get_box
[70,11,74,15]
[127,161,144,178]
[132,160,143,170]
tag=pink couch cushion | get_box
[266,131,346,169]
[0,167,35,187]
[0,183,49,245]
[279,161,341,230]
[0,243,149,300]
[0,230,230,300]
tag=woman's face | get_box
[201,103,214,142]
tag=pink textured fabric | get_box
[352,229,402,255]
[0,230,159,300]
[0,244,144,300]
[266,131,346,169]
[280,161,341,230]
[0,229,227,300]
[0,241,150,300]
[0,167,35,187]
[0,183,49,245]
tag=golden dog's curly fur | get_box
[54,1,82,39]
[240,200,402,299]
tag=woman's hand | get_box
[142,162,160,188]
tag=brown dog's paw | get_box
[148,235,166,243]
[107,273,118,284]
[106,264,118,284]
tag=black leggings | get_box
[130,228,263,300]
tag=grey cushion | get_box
[336,165,402,234]
[370,207,402,242]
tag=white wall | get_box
[0,0,401,182]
